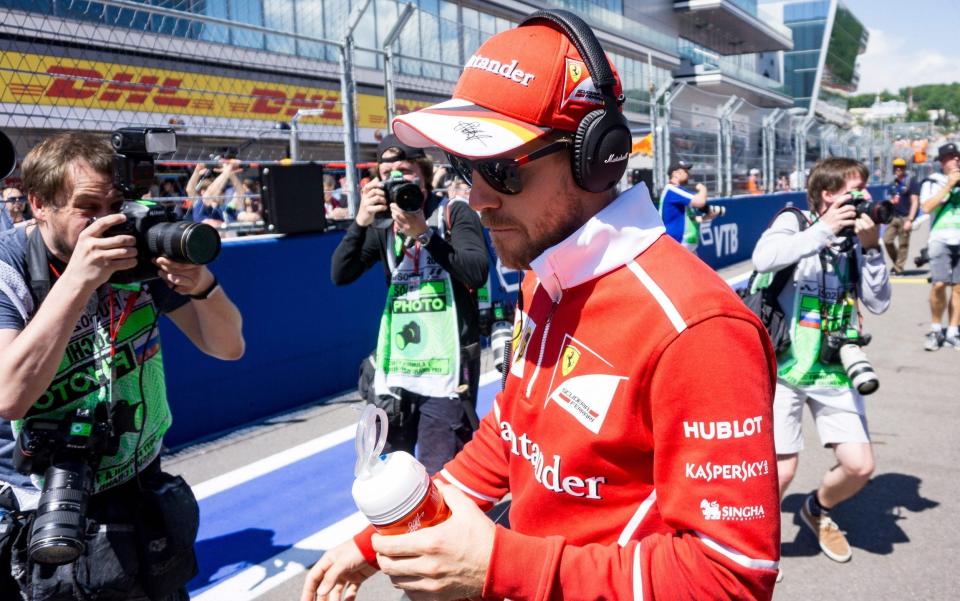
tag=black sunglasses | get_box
[3,196,26,203]
[446,138,570,195]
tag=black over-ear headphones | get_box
[519,10,632,193]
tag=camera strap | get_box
[25,226,53,308]
[108,287,140,358]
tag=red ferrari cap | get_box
[392,23,623,159]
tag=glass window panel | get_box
[480,12,495,36]
[295,0,325,60]
[229,0,265,49]
[264,0,295,54]
[199,0,230,44]
[419,9,441,79]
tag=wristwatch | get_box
[415,228,434,246]
[190,275,220,300]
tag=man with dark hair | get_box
[883,157,919,275]
[330,134,488,476]
[307,15,779,600]
[0,132,244,600]
[1,186,29,231]
[919,143,960,350]
[753,157,890,565]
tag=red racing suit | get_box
[355,183,780,600]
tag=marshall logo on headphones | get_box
[561,58,603,109]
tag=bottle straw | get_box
[354,404,389,478]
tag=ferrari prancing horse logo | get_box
[568,62,583,83]
[561,345,581,376]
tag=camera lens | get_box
[146,221,221,265]
[29,462,93,565]
[387,181,424,213]
[864,200,894,225]
[839,343,879,395]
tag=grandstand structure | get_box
[0,0,882,198]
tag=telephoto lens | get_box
[146,221,221,265]
[490,320,512,373]
[709,205,727,218]
[840,343,879,395]
[29,462,94,565]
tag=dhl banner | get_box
[0,52,433,128]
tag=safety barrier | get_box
[161,231,386,447]
[161,185,887,446]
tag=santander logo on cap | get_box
[391,24,623,160]
[464,54,537,87]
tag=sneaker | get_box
[800,496,852,563]
[945,333,960,349]
[924,330,944,352]
[776,568,784,583]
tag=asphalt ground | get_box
[164,219,959,600]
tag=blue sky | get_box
[762,0,957,94]
[841,0,957,94]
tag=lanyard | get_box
[393,224,421,276]
[108,287,140,357]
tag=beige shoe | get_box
[800,496,852,562]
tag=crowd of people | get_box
[0,9,957,601]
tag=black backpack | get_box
[738,207,808,355]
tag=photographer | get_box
[330,134,488,475]
[753,157,890,566]
[659,160,720,252]
[883,157,919,276]
[919,143,960,350]
[0,132,244,600]
[1,186,29,231]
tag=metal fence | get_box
[0,0,937,209]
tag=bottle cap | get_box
[352,450,430,525]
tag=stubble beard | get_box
[488,189,586,270]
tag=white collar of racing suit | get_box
[530,182,665,302]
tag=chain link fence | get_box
[0,0,363,163]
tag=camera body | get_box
[11,405,119,565]
[819,331,879,395]
[107,128,221,283]
[840,191,894,238]
[382,170,424,213]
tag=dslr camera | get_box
[839,190,894,238]
[382,169,424,213]
[819,330,879,395]
[696,204,726,218]
[11,401,137,565]
[106,127,221,283]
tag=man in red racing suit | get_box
[303,12,780,601]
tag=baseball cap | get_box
[749,168,760,175]
[377,134,426,163]
[936,142,959,161]
[391,24,623,160]
[892,157,907,167]
[668,160,693,173]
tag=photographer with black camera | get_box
[752,157,890,568]
[0,131,244,600]
[658,160,723,252]
[919,143,960,351]
[330,134,487,475]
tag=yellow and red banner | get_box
[0,52,432,127]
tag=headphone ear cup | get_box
[572,110,605,191]
[573,110,631,193]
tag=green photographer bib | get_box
[683,208,700,246]
[14,284,171,493]
[373,231,460,399]
[777,252,857,390]
[930,187,960,233]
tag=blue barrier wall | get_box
[161,186,887,446]
[693,185,886,271]
[160,231,386,447]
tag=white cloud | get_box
[856,28,955,94]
